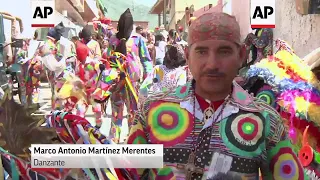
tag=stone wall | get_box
[275,0,320,57]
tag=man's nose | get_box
[206,52,220,68]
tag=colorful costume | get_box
[40,24,75,110]
[54,73,87,116]
[244,28,273,63]
[76,39,137,137]
[40,36,59,107]
[57,36,76,73]
[80,25,102,59]
[140,65,188,96]
[97,52,138,142]
[127,12,304,179]
[127,80,304,179]
[100,9,144,142]
[109,33,151,141]
[139,43,189,99]
[245,39,320,178]
[13,40,43,106]
[82,58,106,127]
[86,39,102,58]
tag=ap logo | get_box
[31,0,55,27]
[250,0,275,28]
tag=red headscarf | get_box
[188,12,241,45]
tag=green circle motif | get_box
[152,106,184,136]
[175,82,191,98]
[219,111,271,157]
[242,122,254,134]
[236,91,246,100]
[256,90,276,107]
[257,94,271,103]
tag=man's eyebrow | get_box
[218,46,233,50]
[194,46,209,50]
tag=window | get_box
[296,0,320,14]
[309,0,320,14]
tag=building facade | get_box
[231,0,320,57]
[179,0,223,32]
[149,0,214,30]
[275,0,320,57]
[230,0,250,41]
[37,0,100,40]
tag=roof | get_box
[149,0,164,14]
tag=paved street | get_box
[15,83,129,143]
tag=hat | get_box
[188,12,241,45]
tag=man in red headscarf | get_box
[126,12,304,179]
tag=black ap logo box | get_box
[31,0,55,27]
[250,0,275,28]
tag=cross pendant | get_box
[177,152,204,180]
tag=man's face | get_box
[187,39,245,94]
[147,35,153,42]
[103,40,109,49]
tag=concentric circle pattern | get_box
[256,89,277,107]
[147,101,193,147]
[220,111,270,157]
[126,129,147,144]
[270,146,304,179]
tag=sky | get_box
[0,0,35,37]
[138,0,157,7]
